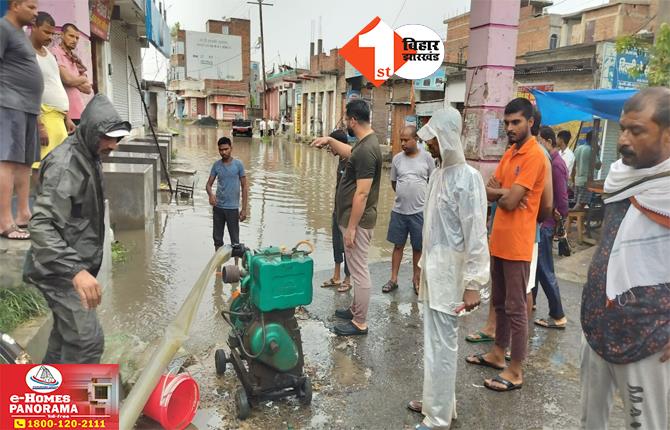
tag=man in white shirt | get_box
[259,118,266,137]
[268,118,276,136]
[30,12,75,168]
[557,130,575,179]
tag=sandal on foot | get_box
[337,280,352,293]
[484,375,523,392]
[465,331,495,343]
[0,225,30,240]
[321,278,341,288]
[382,280,398,293]
[534,317,566,329]
[465,353,505,370]
[407,400,423,414]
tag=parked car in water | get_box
[232,118,253,137]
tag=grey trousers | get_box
[39,285,104,364]
[422,306,458,429]
[581,337,670,430]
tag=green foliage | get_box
[615,23,670,87]
[0,287,48,333]
[111,241,128,264]
[170,22,181,38]
[648,23,670,87]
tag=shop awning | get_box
[530,89,638,125]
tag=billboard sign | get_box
[145,0,171,58]
[600,42,648,89]
[185,31,242,81]
[90,0,114,40]
[414,66,445,91]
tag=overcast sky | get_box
[142,0,609,81]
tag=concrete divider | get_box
[103,163,154,230]
[117,141,170,181]
[103,151,160,200]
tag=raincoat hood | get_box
[75,94,131,159]
[417,107,466,167]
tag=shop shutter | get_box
[110,22,129,122]
[599,119,621,179]
[127,35,145,127]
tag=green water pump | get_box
[214,242,314,420]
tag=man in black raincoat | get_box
[24,94,130,364]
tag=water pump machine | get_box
[215,242,314,419]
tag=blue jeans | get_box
[532,226,565,320]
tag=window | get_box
[549,34,558,50]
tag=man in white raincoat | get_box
[409,107,490,429]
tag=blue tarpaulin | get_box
[530,89,638,125]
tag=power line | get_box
[392,0,408,27]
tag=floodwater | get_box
[99,125,629,429]
[99,125,396,351]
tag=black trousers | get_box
[213,207,240,250]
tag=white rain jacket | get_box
[416,107,490,315]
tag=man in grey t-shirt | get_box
[0,0,42,241]
[382,126,435,295]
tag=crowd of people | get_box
[312,88,669,429]
[1,0,92,242]
[2,0,129,364]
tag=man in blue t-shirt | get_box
[206,137,248,250]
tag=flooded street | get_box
[98,125,627,429]
[100,125,397,350]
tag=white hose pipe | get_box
[119,246,232,429]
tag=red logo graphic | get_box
[340,17,413,87]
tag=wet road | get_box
[99,126,630,429]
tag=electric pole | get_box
[248,0,273,118]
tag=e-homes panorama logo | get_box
[340,17,444,87]
[25,365,62,393]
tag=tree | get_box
[170,22,181,39]
[616,23,670,87]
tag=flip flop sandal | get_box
[0,225,30,240]
[465,331,495,343]
[465,353,505,370]
[337,281,352,293]
[321,278,341,288]
[484,375,523,392]
[382,280,398,293]
[534,317,567,329]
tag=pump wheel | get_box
[214,349,227,375]
[222,265,241,284]
[298,377,312,405]
[235,387,251,420]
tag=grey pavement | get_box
[176,253,631,430]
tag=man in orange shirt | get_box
[466,98,547,392]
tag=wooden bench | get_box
[566,210,586,244]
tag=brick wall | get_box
[445,14,469,63]
[310,48,345,74]
[518,15,551,56]
[621,4,653,34]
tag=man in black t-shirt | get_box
[312,99,381,336]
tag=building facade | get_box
[168,18,250,121]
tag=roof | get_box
[515,57,595,75]
[561,0,649,19]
